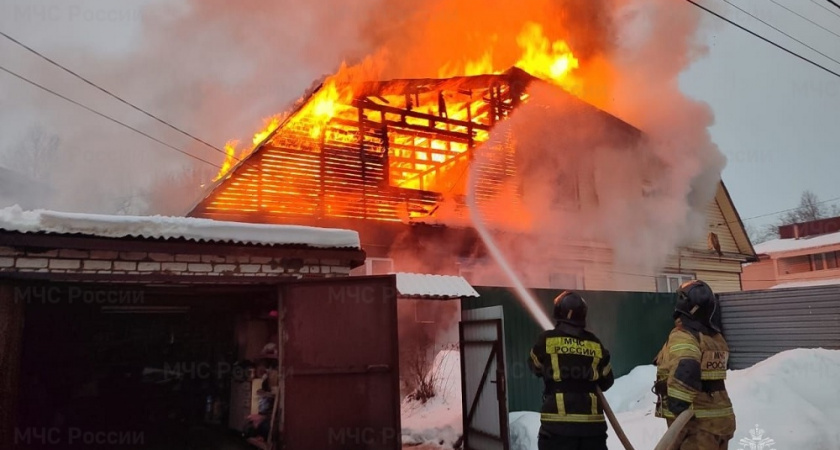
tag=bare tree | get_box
[746,223,779,245]
[754,190,838,243]
[0,125,60,183]
[780,190,824,224]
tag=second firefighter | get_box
[528,291,615,450]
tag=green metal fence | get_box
[462,287,677,412]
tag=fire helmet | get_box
[553,291,587,327]
[674,280,717,328]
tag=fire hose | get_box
[596,386,694,450]
[595,387,635,450]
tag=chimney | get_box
[794,223,800,239]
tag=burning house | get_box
[189,67,755,293]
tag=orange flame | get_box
[212,18,583,216]
[213,116,282,181]
[514,23,580,93]
[438,22,579,93]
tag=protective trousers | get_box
[668,420,733,450]
[537,430,607,450]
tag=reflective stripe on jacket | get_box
[528,323,614,437]
[654,320,736,436]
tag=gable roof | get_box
[189,67,641,224]
[717,180,757,259]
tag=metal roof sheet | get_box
[395,272,479,299]
[0,206,360,249]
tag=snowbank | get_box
[509,348,840,450]
[401,349,463,448]
[0,205,360,248]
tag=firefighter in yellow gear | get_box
[654,280,736,450]
[528,291,614,450]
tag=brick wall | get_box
[0,246,352,278]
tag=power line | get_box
[722,0,840,68]
[767,0,840,40]
[685,0,840,79]
[829,0,840,11]
[0,63,222,169]
[712,195,840,227]
[812,0,840,20]
[0,29,239,164]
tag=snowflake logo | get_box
[738,424,777,450]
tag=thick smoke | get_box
[0,0,725,285]
[1,0,384,214]
[382,0,726,286]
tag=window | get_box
[811,252,839,271]
[827,252,839,270]
[549,271,584,290]
[779,255,813,274]
[350,257,394,276]
[655,273,695,293]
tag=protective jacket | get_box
[653,318,736,435]
[528,322,614,437]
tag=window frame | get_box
[548,270,585,290]
[350,257,395,276]
[655,273,696,293]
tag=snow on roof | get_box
[754,229,840,255]
[770,278,840,289]
[0,205,360,249]
[395,273,479,299]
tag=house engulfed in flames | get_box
[189,67,755,293]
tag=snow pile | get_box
[401,349,463,448]
[0,205,360,248]
[755,230,840,255]
[602,365,658,414]
[509,348,840,450]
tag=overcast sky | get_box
[0,0,838,230]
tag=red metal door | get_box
[281,276,400,450]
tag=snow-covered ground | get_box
[401,350,463,448]
[403,348,840,450]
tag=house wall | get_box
[0,245,353,278]
[743,247,840,290]
[741,257,778,290]
[777,254,812,275]
[194,187,751,293]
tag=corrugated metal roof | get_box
[0,206,360,249]
[395,272,479,299]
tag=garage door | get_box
[281,275,400,450]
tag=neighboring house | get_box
[189,68,756,293]
[742,217,840,290]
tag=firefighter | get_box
[653,280,736,450]
[528,291,614,450]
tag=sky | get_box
[0,0,838,231]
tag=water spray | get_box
[465,127,639,450]
[464,135,553,331]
